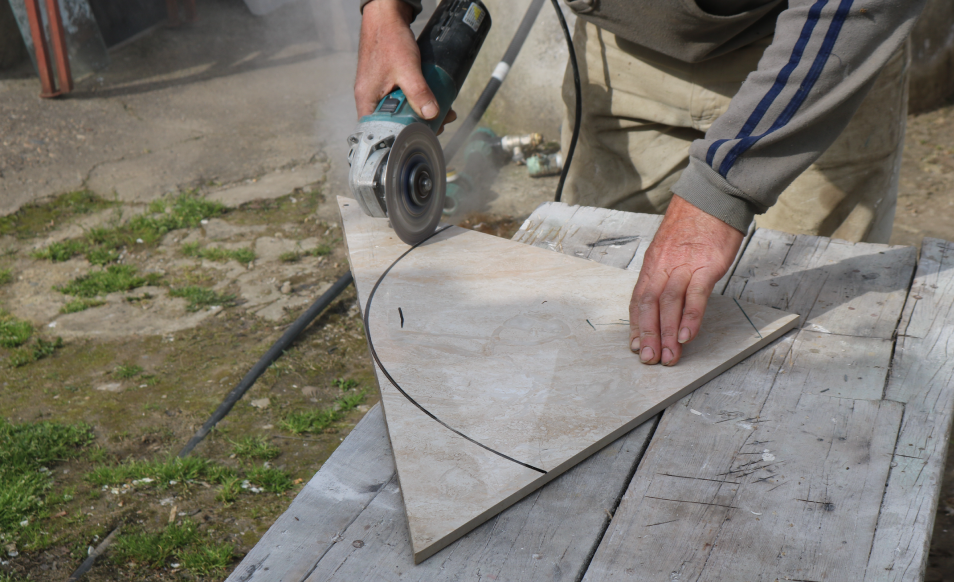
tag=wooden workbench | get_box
[228,202,954,582]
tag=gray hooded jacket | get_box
[364,0,926,231]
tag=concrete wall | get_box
[909,0,954,113]
[0,0,28,70]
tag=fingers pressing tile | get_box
[640,346,654,363]
[678,327,691,343]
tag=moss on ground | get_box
[0,190,116,240]
[182,242,256,264]
[168,286,236,312]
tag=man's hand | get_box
[355,0,456,133]
[630,195,744,366]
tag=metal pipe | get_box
[23,0,59,98]
[44,0,73,94]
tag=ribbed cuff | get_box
[360,0,423,19]
[671,157,759,233]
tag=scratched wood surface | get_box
[582,230,920,582]
[231,205,953,582]
[865,239,954,581]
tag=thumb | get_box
[397,65,440,120]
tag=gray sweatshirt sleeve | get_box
[360,0,423,19]
[671,0,926,233]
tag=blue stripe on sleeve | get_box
[717,0,855,177]
[705,0,829,169]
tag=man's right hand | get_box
[355,0,455,131]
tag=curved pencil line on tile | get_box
[362,226,548,475]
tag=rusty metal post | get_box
[43,0,73,94]
[23,0,60,97]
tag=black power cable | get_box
[177,271,354,458]
[551,0,581,203]
[442,0,546,163]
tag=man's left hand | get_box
[630,195,745,366]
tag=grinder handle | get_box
[360,0,491,134]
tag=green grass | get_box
[0,311,33,348]
[338,390,366,411]
[0,419,94,543]
[84,456,237,488]
[114,363,143,379]
[182,242,256,264]
[215,477,243,505]
[178,543,235,576]
[279,390,366,435]
[85,247,120,266]
[280,245,332,263]
[112,521,235,576]
[168,285,235,312]
[29,192,226,266]
[306,244,333,257]
[230,436,280,461]
[0,267,13,285]
[30,239,87,262]
[111,520,198,568]
[333,377,360,391]
[86,191,226,250]
[0,190,115,240]
[55,265,160,298]
[61,298,106,314]
[246,464,294,493]
[9,337,64,368]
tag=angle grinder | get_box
[347,0,492,245]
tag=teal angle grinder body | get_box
[348,0,492,245]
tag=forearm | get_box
[673,0,926,232]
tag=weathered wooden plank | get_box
[302,420,657,581]
[727,230,917,339]
[694,396,902,581]
[225,404,395,582]
[583,233,917,582]
[865,238,954,581]
[514,202,662,269]
[514,202,754,294]
[782,330,893,400]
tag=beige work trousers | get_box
[560,20,909,243]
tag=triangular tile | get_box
[338,197,799,562]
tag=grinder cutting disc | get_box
[384,123,446,245]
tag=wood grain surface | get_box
[866,238,954,581]
[583,232,918,581]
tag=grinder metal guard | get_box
[347,0,491,245]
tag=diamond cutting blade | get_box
[384,123,446,245]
